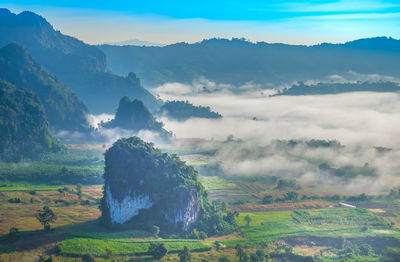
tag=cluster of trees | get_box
[262,191,299,204]
[234,245,270,262]
[158,100,222,121]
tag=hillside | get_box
[0,80,59,161]
[0,9,161,113]
[99,37,400,87]
[0,43,90,132]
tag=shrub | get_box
[148,243,168,259]
[81,254,95,262]
[9,227,19,236]
[151,225,160,238]
[8,198,21,203]
[262,195,274,204]
[198,231,208,240]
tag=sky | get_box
[1,0,400,45]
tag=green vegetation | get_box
[36,206,57,231]
[0,80,59,161]
[159,100,222,121]
[0,43,91,132]
[58,238,210,256]
[0,148,104,184]
[148,242,168,259]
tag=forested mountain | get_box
[0,8,161,113]
[102,97,171,139]
[276,81,400,96]
[99,37,400,87]
[158,101,222,121]
[0,43,90,132]
[0,80,59,161]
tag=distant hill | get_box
[99,37,400,87]
[0,9,161,113]
[102,97,171,140]
[276,81,400,96]
[0,80,59,161]
[158,100,222,121]
[0,43,91,132]
[103,38,165,47]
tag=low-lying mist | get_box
[154,80,400,194]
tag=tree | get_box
[284,191,299,201]
[151,225,160,238]
[198,231,208,240]
[219,257,230,262]
[105,247,113,259]
[148,243,168,259]
[35,206,57,231]
[256,249,267,262]
[76,184,83,200]
[244,215,252,227]
[236,244,249,262]
[178,246,192,262]
[262,195,274,204]
[9,227,19,237]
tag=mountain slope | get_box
[0,80,58,161]
[0,43,90,132]
[99,37,400,87]
[0,9,161,113]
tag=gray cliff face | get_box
[162,189,200,230]
[102,137,203,230]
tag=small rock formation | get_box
[101,137,208,231]
[102,97,171,141]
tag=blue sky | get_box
[1,0,399,45]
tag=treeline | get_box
[158,100,222,121]
[262,188,400,205]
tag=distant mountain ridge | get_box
[99,37,400,87]
[0,8,161,113]
[103,38,165,47]
[276,81,400,96]
[0,43,91,132]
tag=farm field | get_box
[0,178,399,261]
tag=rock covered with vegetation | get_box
[0,80,59,161]
[101,137,235,235]
[102,97,171,140]
[158,100,222,121]
[0,43,91,132]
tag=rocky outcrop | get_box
[101,137,207,231]
[101,97,172,142]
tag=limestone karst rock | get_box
[101,137,210,231]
